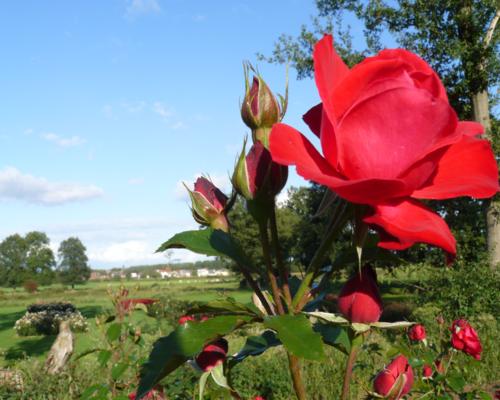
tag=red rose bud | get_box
[128,386,165,400]
[434,359,444,374]
[187,177,229,232]
[178,315,195,325]
[374,355,414,399]
[195,338,228,372]
[254,397,265,400]
[232,141,287,202]
[450,319,482,360]
[337,265,383,323]
[408,324,426,341]
[422,365,432,379]
[241,64,286,148]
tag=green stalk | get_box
[292,201,350,311]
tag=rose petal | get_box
[269,123,410,204]
[364,199,456,256]
[336,86,458,180]
[413,136,499,199]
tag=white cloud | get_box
[0,167,103,205]
[152,101,173,119]
[193,14,206,22]
[128,177,144,185]
[121,101,146,113]
[42,132,85,148]
[89,240,164,264]
[125,0,161,18]
[175,173,231,201]
[170,121,187,130]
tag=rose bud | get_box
[232,141,287,202]
[254,397,265,400]
[186,177,229,232]
[436,315,445,325]
[422,365,432,379]
[374,355,414,400]
[128,386,165,400]
[434,359,444,374]
[241,64,286,148]
[178,315,195,325]
[337,265,383,323]
[450,319,482,360]
[408,324,426,342]
[195,338,229,372]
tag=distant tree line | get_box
[0,233,91,289]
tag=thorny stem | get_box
[269,205,293,309]
[341,346,359,400]
[237,262,274,315]
[288,353,307,400]
[258,220,285,315]
[293,201,350,311]
[259,211,306,399]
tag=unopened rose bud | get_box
[232,141,287,203]
[337,265,383,323]
[178,315,195,325]
[408,324,426,342]
[241,64,287,148]
[186,177,229,232]
[373,355,414,399]
[422,364,432,379]
[195,338,228,372]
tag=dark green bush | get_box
[417,261,500,319]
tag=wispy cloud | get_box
[0,167,103,205]
[121,101,146,113]
[42,132,85,148]
[125,0,161,18]
[128,177,144,185]
[152,101,173,119]
[193,14,206,22]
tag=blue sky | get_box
[0,0,371,268]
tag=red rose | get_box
[195,338,228,372]
[408,324,426,341]
[337,265,382,323]
[120,298,157,312]
[128,386,165,400]
[451,319,482,360]
[254,397,265,400]
[374,355,414,399]
[187,177,229,232]
[269,34,499,259]
[422,364,432,379]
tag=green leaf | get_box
[313,323,351,355]
[210,363,230,389]
[478,392,493,400]
[446,374,466,393]
[156,228,253,268]
[157,229,221,256]
[111,362,128,381]
[198,371,210,400]
[351,323,371,333]
[232,330,281,362]
[188,298,259,317]
[137,315,252,400]
[264,314,325,361]
[305,311,349,324]
[370,321,414,329]
[106,323,122,342]
[98,350,112,367]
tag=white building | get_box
[130,272,141,279]
[197,268,231,277]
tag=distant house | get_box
[130,272,141,279]
[197,268,231,277]
[156,268,192,278]
[89,271,108,281]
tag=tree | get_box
[25,231,56,285]
[57,237,91,288]
[262,0,499,266]
[0,234,27,289]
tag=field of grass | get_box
[0,270,497,399]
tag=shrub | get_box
[417,261,500,319]
[14,302,87,336]
[23,280,39,293]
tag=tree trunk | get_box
[472,90,500,269]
